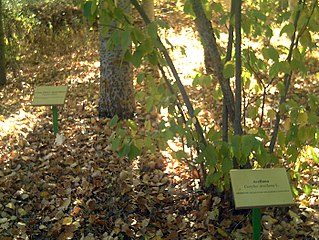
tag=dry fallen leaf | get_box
[62,217,73,226]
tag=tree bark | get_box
[0,0,6,86]
[99,0,135,119]
[234,0,243,136]
[142,0,154,22]
[190,0,235,123]
[222,0,235,142]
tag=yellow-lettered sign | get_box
[32,86,68,106]
[230,168,294,209]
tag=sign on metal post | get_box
[230,168,294,240]
[32,86,67,135]
[230,168,294,209]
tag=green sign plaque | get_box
[230,168,294,209]
[32,86,68,106]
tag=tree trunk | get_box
[0,0,6,86]
[190,0,235,123]
[99,0,135,119]
[234,0,243,136]
[142,0,154,22]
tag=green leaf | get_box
[222,158,233,174]
[184,0,195,16]
[131,47,143,67]
[309,147,319,164]
[291,185,299,196]
[132,28,146,43]
[194,107,201,116]
[269,62,281,78]
[262,46,279,62]
[205,172,214,187]
[277,82,286,96]
[212,172,223,183]
[127,119,138,131]
[146,96,154,112]
[252,10,267,22]
[83,1,93,18]
[144,135,153,149]
[144,119,152,131]
[212,2,223,13]
[175,150,188,161]
[203,1,213,20]
[248,106,258,119]
[298,126,308,143]
[223,62,234,79]
[137,73,145,84]
[116,128,126,138]
[140,38,154,55]
[242,15,251,35]
[147,22,158,39]
[308,112,318,125]
[242,135,255,158]
[119,143,131,157]
[220,142,231,159]
[230,135,241,160]
[121,29,131,50]
[128,143,141,160]
[303,184,312,196]
[280,61,291,74]
[91,0,98,15]
[112,137,121,151]
[204,144,218,166]
[299,30,312,49]
[280,23,295,37]
[110,115,119,128]
[297,111,308,126]
[147,52,159,65]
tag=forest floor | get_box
[1,3,319,240]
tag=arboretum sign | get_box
[32,86,67,106]
[32,86,68,135]
[230,168,294,209]
[230,168,294,239]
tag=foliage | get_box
[83,0,319,196]
[2,0,83,74]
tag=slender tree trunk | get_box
[142,0,154,22]
[99,0,135,119]
[223,0,235,142]
[190,0,235,123]
[0,0,6,86]
[234,0,243,136]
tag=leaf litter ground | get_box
[1,7,319,240]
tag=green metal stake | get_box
[52,106,59,135]
[253,208,261,240]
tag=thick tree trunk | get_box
[190,0,235,123]
[0,0,6,86]
[99,0,135,119]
